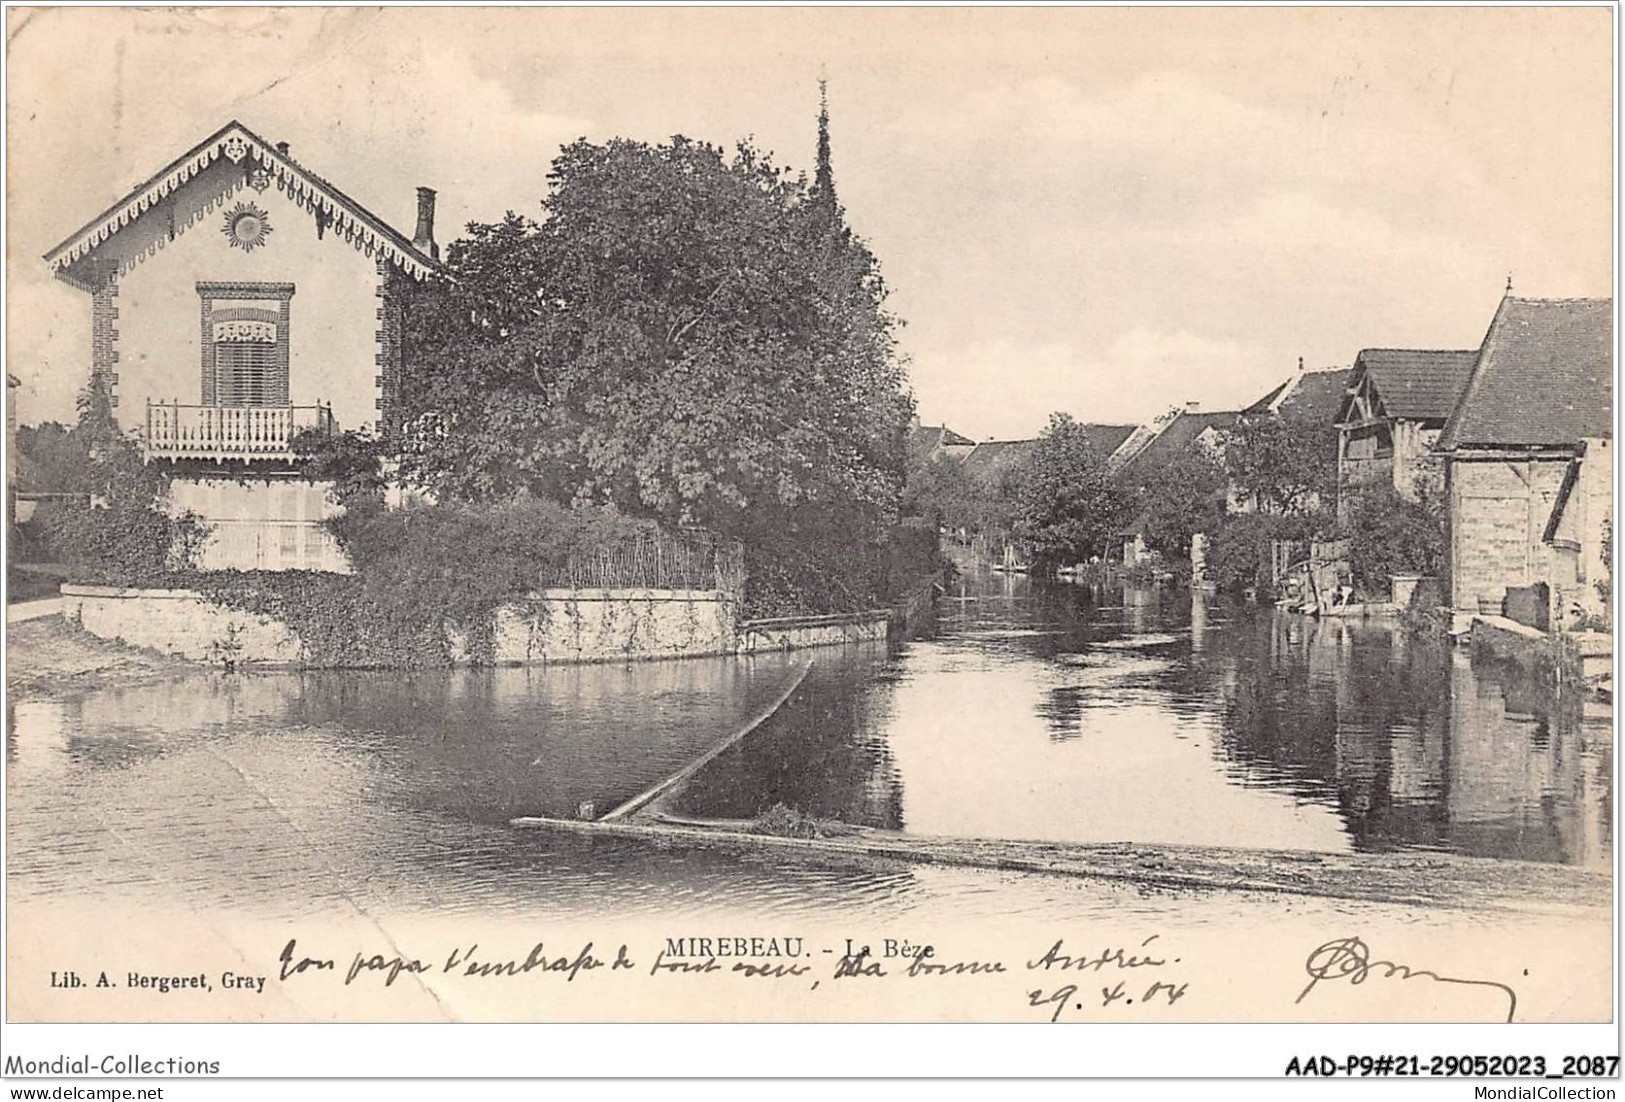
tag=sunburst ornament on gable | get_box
[221,201,273,253]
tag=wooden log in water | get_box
[597,659,814,822]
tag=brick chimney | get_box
[413,187,438,260]
[1184,400,1201,414]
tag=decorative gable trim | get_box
[45,121,443,288]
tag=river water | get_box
[5,574,1612,925]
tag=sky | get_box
[5,6,1613,439]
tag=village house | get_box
[907,421,977,465]
[957,423,1138,490]
[947,424,1137,567]
[42,120,443,571]
[1112,404,1240,567]
[1333,348,1477,519]
[1435,296,1612,629]
[1237,361,1351,515]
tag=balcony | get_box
[146,401,334,462]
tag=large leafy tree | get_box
[1221,413,1337,518]
[1011,413,1125,569]
[1134,444,1229,559]
[399,136,912,596]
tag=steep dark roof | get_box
[959,439,1037,482]
[908,424,975,463]
[1081,423,1138,458]
[1438,297,1613,450]
[957,423,1137,482]
[1275,367,1352,425]
[1242,380,1288,415]
[1342,349,1477,423]
[1115,410,1239,482]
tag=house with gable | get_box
[43,121,443,571]
[907,422,977,466]
[1435,296,1612,626]
[1112,404,1240,566]
[1334,348,1477,517]
[1242,360,1353,427]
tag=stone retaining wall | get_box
[1471,613,1612,685]
[457,588,737,665]
[735,610,890,654]
[62,584,303,665]
[64,584,737,667]
[64,578,939,667]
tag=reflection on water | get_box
[675,575,1613,869]
[4,574,1612,924]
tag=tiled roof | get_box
[1275,367,1352,425]
[957,423,1138,481]
[908,424,977,463]
[959,439,1037,481]
[1082,423,1138,458]
[1438,297,1613,450]
[1115,410,1239,481]
[1242,380,1288,415]
[1342,349,1477,423]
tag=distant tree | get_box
[14,421,88,493]
[1011,412,1125,570]
[1221,414,1337,518]
[902,451,977,531]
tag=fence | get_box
[537,532,745,594]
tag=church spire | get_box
[813,77,838,215]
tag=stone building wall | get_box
[1446,456,1569,611]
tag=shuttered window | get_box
[197,284,295,407]
[214,340,284,405]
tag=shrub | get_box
[47,372,208,586]
[1206,512,1320,596]
[201,499,690,667]
[1341,485,1445,599]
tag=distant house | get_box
[957,423,1138,489]
[1435,296,1612,624]
[1243,361,1352,425]
[1230,363,1350,518]
[42,121,443,572]
[957,438,1038,490]
[907,422,977,466]
[1334,348,1476,515]
[1112,405,1240,565]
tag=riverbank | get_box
[511,814,1610,918]
[6,615,199,700]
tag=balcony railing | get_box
[146,401,334,461]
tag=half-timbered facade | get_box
[1334,348,1476,517]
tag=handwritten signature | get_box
[1296,936,1517,1022]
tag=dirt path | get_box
[6,616,200,700]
